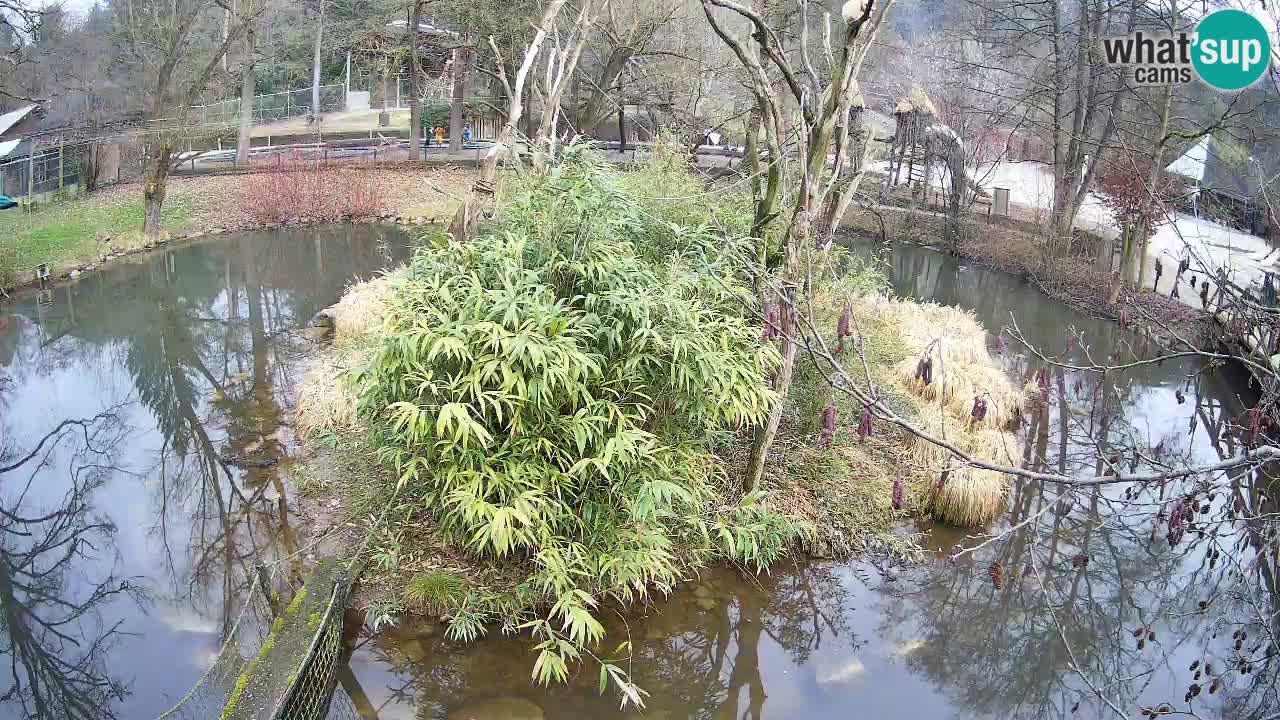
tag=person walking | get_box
[463,122,472,145]
[434,126,445,146]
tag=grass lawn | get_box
[0,191,193,283]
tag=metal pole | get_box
[27,147,34,203]
[58,143,64,192]
[345,50,352,109]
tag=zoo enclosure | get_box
[0,143,84,201]
[192,84,348,126]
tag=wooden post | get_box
[58,144,64,192]
[27,148,35,203]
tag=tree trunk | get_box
[576,47,633,136]
[236,23,256,166]
[744,107,765,273]
[407,1,422,161]
[746,284,798,491]
[521,77,534,140]
[449,47,468,151]
[311,0,325,126]
[1134,83,1174,290]
[143,144,173,240]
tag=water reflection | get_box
[0,409,141,720]
[348,564,871,720]
[348,241,1277,720]
[875,242,1279,719]
[0,225,414,719]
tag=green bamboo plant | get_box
[353,146,802,696]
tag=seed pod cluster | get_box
[857,404,873,442]
[1133,626,1154,649]
[971,396,988,422]
[988,560,1004,590]
[816,404,837,449]
[1247,406,1265,447]
[761,303,781,341]
[915,354,934,385]
[835,304,852,353]
[1167,498,1189,546]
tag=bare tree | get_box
[0,0,40,102]
[115,0,260,239]
[702,0,891,490]
[235,0,258,165]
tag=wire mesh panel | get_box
[272,579,349,720]
[193,85,347,126]
[209,559,354,720]
[0,145,82,198]
[154,583,280,720]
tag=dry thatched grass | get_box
[295,349,364,437]
[331,273,398,340]
[294,272,403,436]
[860,294,1026,527]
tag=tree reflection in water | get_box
[0,408,147,720]
[0,225,413,718]
[343,243,1280,720]
[877,352,1280,718]
[358,562,864,719]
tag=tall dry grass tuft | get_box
[858,294,1025,527]
[294,272,400,436]
[331,274,396,340]
[295,349,363,436]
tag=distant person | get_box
[434,126,445,146]
[463,123,472,145]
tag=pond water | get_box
[0,225,416,720]
[3,232,1275,720]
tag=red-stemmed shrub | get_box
[241,152,386,225]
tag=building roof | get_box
[0,105,37,138]
[0,139,20,159]
[1166,136,1209,181]
[1166,135,1259,201]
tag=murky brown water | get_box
[3,231,1275,720]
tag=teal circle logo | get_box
[1193,9,1271,90]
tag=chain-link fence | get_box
[194,84,347,126]
[348,71,453,110]
[272,578,351,720]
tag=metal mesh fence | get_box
[0,144,83,199]
[272,577,352,720]
[194,85,347,126]
[153,561,362,720]
[154,581,279,720]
